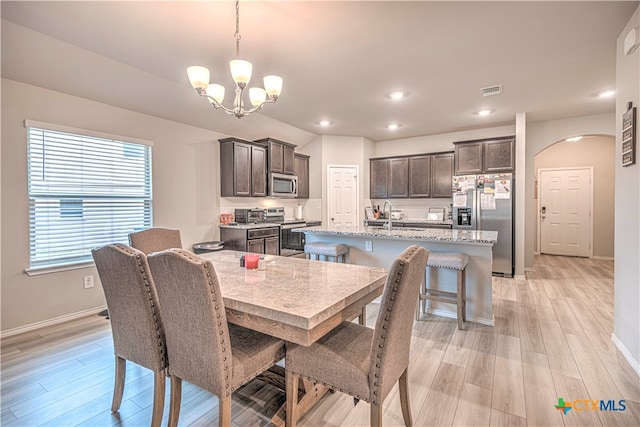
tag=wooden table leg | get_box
[267,373,329,427]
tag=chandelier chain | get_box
[234,0,241,57]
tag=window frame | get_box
[24,120,154,275]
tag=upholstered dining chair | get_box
[91,244,167,427]
[147,248,286,427]
[128,227,182,254]
[285,245,429,427]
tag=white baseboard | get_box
[0,306,107,338]
[514,274,526,280]
[592,256,614,261]
[611,333,640,376]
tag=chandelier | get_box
[187,0,283,119]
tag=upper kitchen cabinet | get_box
[484,138,515,172]
[388,158,409,198]
[219,138,267,197]
[431,152,454,198]
[370,151,453,199]
[454,141,483,175]
[454,136,515,175]
[254,138,296,175]
[370,159,389,198]
[294,153,310,199]
[408,155,431,197]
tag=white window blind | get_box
[26,121,153,270]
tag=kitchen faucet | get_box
[383,200,393,231]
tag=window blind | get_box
[26,123,153,270]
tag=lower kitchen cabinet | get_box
[220,226,280,255]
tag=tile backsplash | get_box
[218,198,321,221]
[369,198,453,220]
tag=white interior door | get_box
[539,168,592,257]
[327,165,358,229]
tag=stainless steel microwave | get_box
[269,173,298,198]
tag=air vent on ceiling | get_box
[480,85,503,97]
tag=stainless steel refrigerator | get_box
[452,173,514,277]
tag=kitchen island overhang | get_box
[294,225,498,326]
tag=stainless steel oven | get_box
[280,220,307,256]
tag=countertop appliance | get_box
[452,173,514,277]
[269,173,298,198]
[234,208,266,224]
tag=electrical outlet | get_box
[83,275,94,289]
[365,241,373,252]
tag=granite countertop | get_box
[220,223,282,230]
[197,250,388,331]
[220,219,322,230]
[366,219,453,226]
[295,224,498,245]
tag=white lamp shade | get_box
[230,60,252,85]
[249,87,267,107]
[264,75,283,97]
[206,84,225,104]
[187,66,210,90]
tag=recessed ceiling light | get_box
[598,90,616,98]
[385,123,401,130]
[475,109,495,116]
[566,136,583,142]
[387,91,409,100]
[317,120,333,127]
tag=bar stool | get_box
[304,242,365,325]
[304,242,349,263]
[416,252,469,330]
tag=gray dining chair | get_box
[147,248,286,427]
[128,227,182,254]
[285,245,429,427]
[91,244,167,427]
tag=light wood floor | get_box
[2,255,639,426]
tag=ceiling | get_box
[2,1,638,144]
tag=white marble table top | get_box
[296,225,498,245]
[197,250,388,345]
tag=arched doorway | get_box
[534,135,615,259]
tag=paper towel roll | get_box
[295,204,303,220]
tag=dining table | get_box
[196,249,389,425]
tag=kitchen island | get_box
[295,225,498,325]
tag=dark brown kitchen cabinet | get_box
[484,138,515,172]
[220,226,280,255]
[454,136,515,175]
[388,158,409,198]
[254,138,297,175]
[431,152,454,198]
[294,153,310,199]
[408,155,431,197]
[370,159,389,198]
[370,151,453,199]
[454,141,483,175]
[219,138,266,197]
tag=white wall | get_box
[534,136,616,258]
[614,5,640,372]
[1,78,274,332]
[374,125,516,158]
[525,113,615,269]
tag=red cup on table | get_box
[244,254,259,269]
